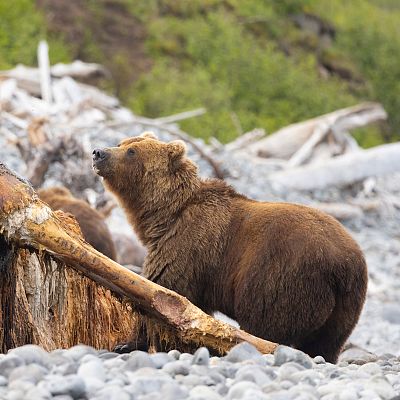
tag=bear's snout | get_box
[92,148,109,161]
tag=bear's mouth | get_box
[92,159,107,177]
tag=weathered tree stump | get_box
[0,235,137,353]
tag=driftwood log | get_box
[0,163,277,355]
[246,102,387,163]
[268,142,400,191]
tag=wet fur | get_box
[94,133,368,363]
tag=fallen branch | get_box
[0,163,277,355]
[268,142,400,191]
[248,102,386,162]
[153,108,206,125]
[37,41,52,104]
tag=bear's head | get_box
[92,132,199,207]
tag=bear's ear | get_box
[168,140,186,171]
[140,131,158,140]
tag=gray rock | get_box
[179,373,215,387]
[358,362,383,375]
[274,346,314,369]
[25,385,53,399]
[189,385,223,400]
[235,365,273,386]
[277,362,306,380]
[0,355,24,377]
[125,370,173,396]
[92,386,131,400]
[364,375,396,399]
[8,364,47,384]
[77,358,106,381]
[41,374,86,399]
[227,381,266,399]
[150,352,173,369]
[5,389,24,400]
[382,303,400,324]
[8,345,50,368]
[98,352,119,360]
[0,376,7,386]
[339,347,378,365]
[160,382,189,400]
[168,350,181,360]
[313,356,325,364]
[52,397,73,400]
[125,351,156,371]
[224,343,263,363]
[162,360,190,377]
[291,369,324,386]
[7,380,35,393]
[63,344,97,362]
[192,348,210,366]
[179,353,194,363]
[52,396,74,400]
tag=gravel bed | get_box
[1,343,399,400]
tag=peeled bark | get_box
[0,163,277,355]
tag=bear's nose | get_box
[92,149,108,161]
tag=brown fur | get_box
[93,132,368,363]
[38,186,117,261]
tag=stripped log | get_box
[0,163,277,355]
[247,102,387,163]
[268,142,400,191]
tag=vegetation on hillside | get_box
[1,0,399,146]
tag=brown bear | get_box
[38,186,117,261]
[92,132,368,363]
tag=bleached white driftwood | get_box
[51,60,108,80]
[225,129,266,152]
[248,103,387,163]
[37,41,52,104]
[153,108,206,125]
[268,142,400,191]
[312,202,364,220]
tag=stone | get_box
[8,364,47,384]
[63,345,97,362]
[277,362,306,380]
[162,360,190,377]
[160,382,189,400]
[274,346,313,369]
[192,347,210,366]
[313,356,325,364]
[8,345,50,368]
[168,350,181,360]
[358,362,383,376]
[25,385,53,400]
[125,351,156,371]
[41,374,86,399]
[0,355,24,377]
[227,381,265,399]
[0,376,7,386]
[382,303,400,324]
[235,365,272,386]
[150,352,173,369]
[92,386,131,400]
[189,385,223,400]
[339,347,378,365]
[224,343,263,364]
[179,353,194,363]
[98,352,119,360]
[364,376,396,399]
[77,358,106,381]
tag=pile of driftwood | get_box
[1,41,399,352]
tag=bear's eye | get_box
[127,148,135,156]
